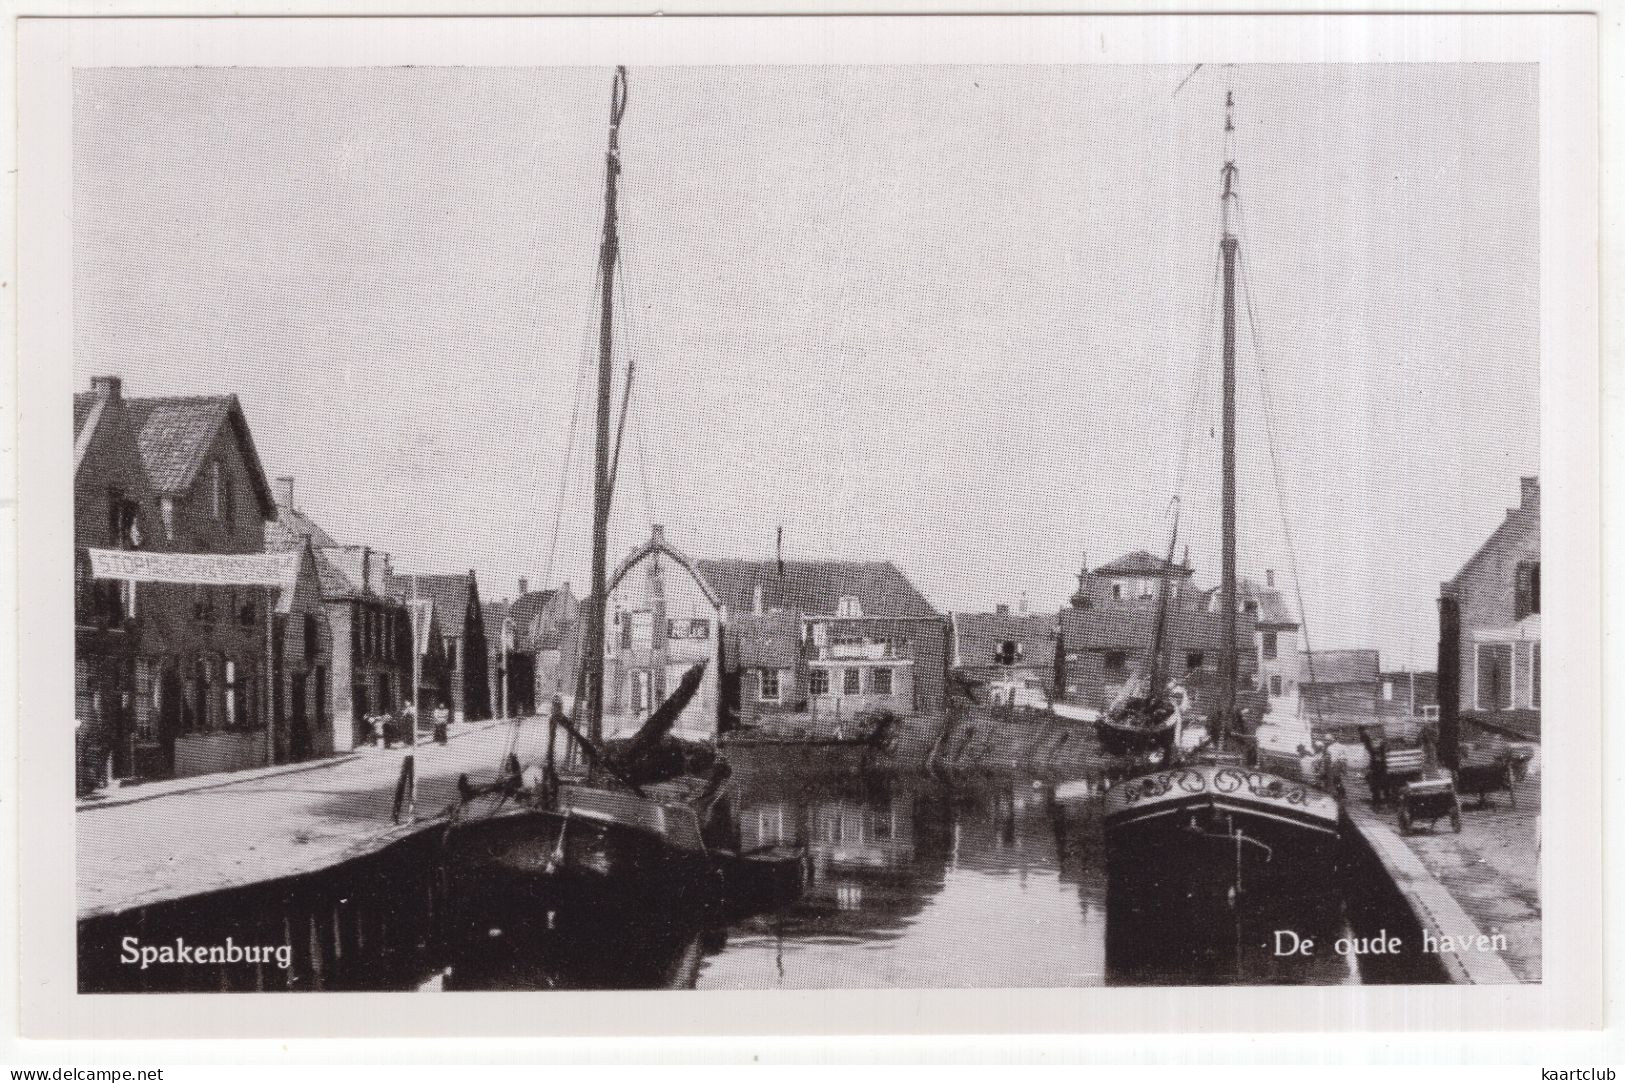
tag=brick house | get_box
[1056,549,1261,715]
[393,571,490,723]
[949,609,1060,704]
[266,542,335,763]
[317,545,415,740]
[485,578,580,719]
[696,558,948,726]
[1439,476,1541,748]
[266,476,411,747]
[601,528,728,740]
[1068,550,1196,609]
[87,383,282,780]
[73,377,154,786]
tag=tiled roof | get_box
[953,612,1057,669]
[73,393,97,439]
[394,572,476,637]
[695,559,938,620]
[124,394,275,515]
[729,611,802,669]
[1299,648,1381,686]
[273,547,322,616]
[266,503,340,552]
[1093,550,1192,577]
[1201,577,1299,626]
[313,548,362,599]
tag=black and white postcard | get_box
[9,12,1601,1041]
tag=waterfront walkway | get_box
[1356,766,1542,982]
[77,719,555,921]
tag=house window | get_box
[837,596,862,619]
[630,611,654,650]
[193,658,212,731]
[843,668,861,695]
[1139,579,1153,600]
[1269,675,1283,697]
[304,614,320,659]
[160,496,175,541]
[1475,643,1513,711]
[994,640,1022,666]
[759,669,781,703]
[1262,631,1277,660]
[1104,650,1128,678]
[1533,642,1541,708]
[872,667,894,695]
[224,660,238,727]
[1112,584,1123,601]
[1382,680,1394,702]
[632,670,652,711]
[1244,600,1259,616]
[810,668,830,696]
[239,596,257,628]
[1516,561,1541,619]
[1186,652,1205,671]
[619,611,632,650]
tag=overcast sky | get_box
[74,63,1538,669]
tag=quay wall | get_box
[78,826,448,993]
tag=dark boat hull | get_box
[1094,716,1178,759]
[1104,763,1343,916]
[441,803,719,940]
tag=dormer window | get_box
[837,595,862,618]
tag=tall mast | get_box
[586,66,629,755]
[1219,89,1240,739]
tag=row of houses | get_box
[75,370,1538,789]
[73,376,956,788]
[73,376,497,789]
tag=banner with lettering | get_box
[87,548,292,586]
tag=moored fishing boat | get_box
[1104,87,1344,936]
[440,66,804,936]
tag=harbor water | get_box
[78,750,1448,992]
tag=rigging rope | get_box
[1234,198,1326,729]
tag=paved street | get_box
[76,719,557,920]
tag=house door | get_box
[157,665,183,776]
[290,672,310,762]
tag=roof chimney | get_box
[518,576,529,596]
[1520,476,1539,510]
[652,524,665,544]
[1266,568,1275,588]
[995,603,1010,616]
[274,475,295,509]
[1018,593,1029,616]
[90,375,122,402]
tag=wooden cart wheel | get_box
[1397,804,1411,833]
[1506,765,1518,810]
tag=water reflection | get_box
[412,757,1421,990]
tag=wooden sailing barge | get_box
[440,67,804,936]
[1103,90,1343,934]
